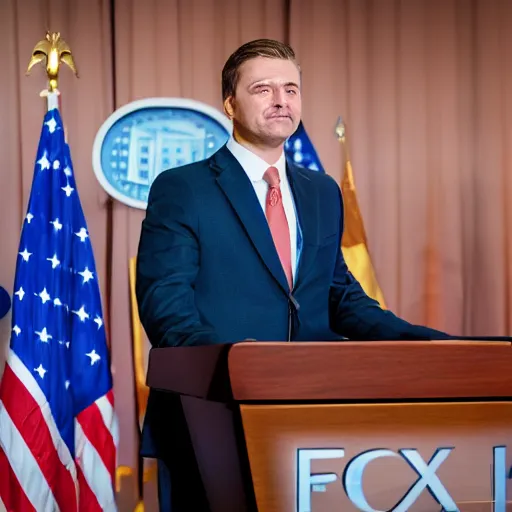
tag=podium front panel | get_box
[240,401,512,512]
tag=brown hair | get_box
[221,39,298,101]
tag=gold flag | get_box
[337,120,386,308]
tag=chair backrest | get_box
[128,256,150,431]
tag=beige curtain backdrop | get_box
[2,0,512,509]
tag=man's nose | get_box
[273,88,287,107]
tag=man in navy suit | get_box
[136,39,449,511]
[136,39,448,348]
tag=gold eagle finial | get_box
[26,31,78,92]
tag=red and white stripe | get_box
[0,349,117,511]
[75,390,118,511]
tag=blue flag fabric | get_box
[285,121,325,172]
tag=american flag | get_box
[0,101,118,511]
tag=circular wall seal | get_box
[92,98,232,209]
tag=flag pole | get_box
[46,91,60,112]
[26,31,78,114]
[335,116,360,229]
[334,116,387,308]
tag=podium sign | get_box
[241,402,512,512]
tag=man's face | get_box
[225,56,302,146]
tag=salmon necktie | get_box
[263,166,293,290]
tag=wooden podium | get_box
[146,341,512,512]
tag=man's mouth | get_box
[268,114,292,120]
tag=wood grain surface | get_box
[228,341,512,400]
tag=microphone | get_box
[288,293,300,342]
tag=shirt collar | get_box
[226,136,287,183]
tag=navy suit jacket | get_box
[136,144,449,347]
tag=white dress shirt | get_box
[226,136,298,283]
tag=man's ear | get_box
[224,96,235,119]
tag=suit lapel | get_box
[287,161,320,290]
[211,146,290,294]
